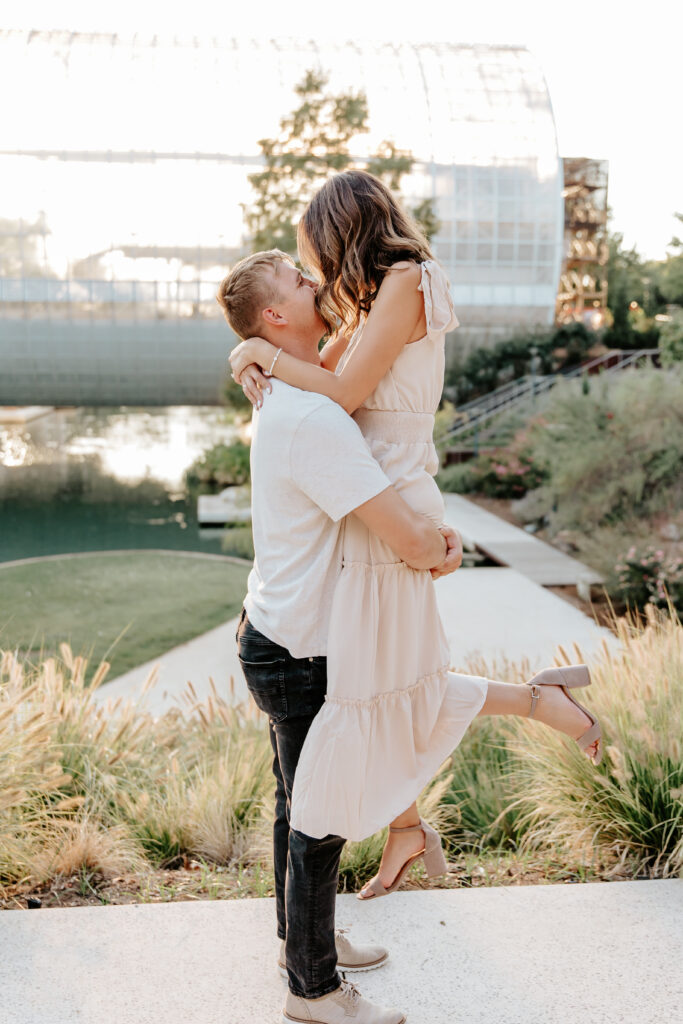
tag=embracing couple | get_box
[218,171,602,1024]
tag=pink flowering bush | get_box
[614,545,683,612]
[474,448,548,499]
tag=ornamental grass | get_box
[1,605,681,891]
[507,604,683,878]
[0,647,272,886]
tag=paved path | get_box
[96,492,615,714]
[439,567,615,676]
[94,616,247,715]
[97,565,617,716]
[443,493,603,587]
[2,881,680,1024]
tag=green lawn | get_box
[0,552,250,681]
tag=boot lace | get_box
[339,979,362,1006]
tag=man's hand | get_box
[430,525,463,580]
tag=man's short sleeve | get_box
[290,402,391,522]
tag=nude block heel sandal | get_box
[526,664,603,766]
[357,818,448,901]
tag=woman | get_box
[230,171,601,899]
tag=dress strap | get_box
[418,260,459,339]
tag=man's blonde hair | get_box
[216,249,295,340]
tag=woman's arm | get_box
[229,263,425,415]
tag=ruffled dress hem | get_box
[289,669,489,842]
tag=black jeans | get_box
[236,608,345,999]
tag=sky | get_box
[5,0,681,260]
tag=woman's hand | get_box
[430,526,463,580]
[229,337,276,383]
[238,364,273,409]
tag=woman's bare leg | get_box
[360,676,597,896]
[359,801,424,897]
[478,679,594,745]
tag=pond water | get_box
[0,407,240,563]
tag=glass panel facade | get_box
[0,31,563,404]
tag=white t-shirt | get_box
[243,380,391,658]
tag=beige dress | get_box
[289,260,489,841]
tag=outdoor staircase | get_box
[439,348,659,446]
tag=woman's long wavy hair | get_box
[297,170,432,335]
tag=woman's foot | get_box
[526,669,600,761]
[358,826,426,900]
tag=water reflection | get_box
[0,407,238,562]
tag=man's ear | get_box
[262,307,288,327]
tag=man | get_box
[217,251,461,1024]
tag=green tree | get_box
[245,70,439,257]
[659,310,683,366]
[656,212,683,306]
[604,231,660,348]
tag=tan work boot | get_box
[278,928,389,977]
[283,978,406,1023]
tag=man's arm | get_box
[351,487,447,571]
[289,402,460,574]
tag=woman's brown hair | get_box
[297,170,432,334]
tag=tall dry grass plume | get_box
[0,647,272,886]
[507,604,683,877]
[2,606,681,891]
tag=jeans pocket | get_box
[238,642,287,722]
[235,606,248,646]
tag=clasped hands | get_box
[229,337,274,409]
[432,526,463,580]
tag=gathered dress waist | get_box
[353,409,434,445]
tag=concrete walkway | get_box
[2,881,680,1023]
[95,491,615,714]
[439,567,616,675]
[94,616,247,715]
[443,493,603,587]
[96,565,618,715]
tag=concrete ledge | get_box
[1,881,680,1023]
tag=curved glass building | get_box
[0,32,563,405]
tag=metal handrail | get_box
[438,349,659,444]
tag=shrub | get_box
[221,526,255,561]
[185,440,251,491]
[508,607,683,878]
[3,611,682,891]
[0,648,272,884]
[613,545,683,612]
[551,321,594,367]
[659,311,683,367]
[472,448,547,499]
[514,366,683,533]
[436,461,479,494]
[438,431,548,500]
[444,332,555,405]
[443,325,601,407]
[441,717,524,852]
[222,373,254,415]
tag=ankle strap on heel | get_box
[389,821,424,834]
[527,683,541,719]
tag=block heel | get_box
[357,817,447,900]
[526,663,603,766]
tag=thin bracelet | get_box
[264,347,282,378]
